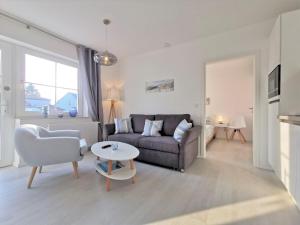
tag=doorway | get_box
[204,55,255,165]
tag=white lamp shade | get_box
[106,87,120,101]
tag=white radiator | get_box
[20,117,99,147]
[48,120,99,146]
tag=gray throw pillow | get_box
[173,119,192,142]
[114,118,133,134]
[142,119,163,136]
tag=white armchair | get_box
[14,124,88,188]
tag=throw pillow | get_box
[142,119,163,136]
[173,119,192,142]
[114,118,133,134]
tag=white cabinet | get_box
[268,102,280,177]
[280,122,300,205]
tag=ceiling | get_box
[0,0,299,58]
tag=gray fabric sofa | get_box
[104,114,201,171]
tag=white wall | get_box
[120,20,273,169]
[280,10,300,116]
[101,65,122,123]
[206,56,254,141]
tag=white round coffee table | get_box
[91,141,139,191]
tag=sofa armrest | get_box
[180,125,201,146]
[104,123,115,138]
[179,125,201,171]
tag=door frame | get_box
[201,51,262,168]
[0,40,14,167]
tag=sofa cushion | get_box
[155,114,191,136]
[138,136,180,154]
[108,133,142,147]
[173,119,193,142]
[114,118,133,134]
[142,119,163,136]
[130,114,155,133]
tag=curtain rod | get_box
[0,11,78,47]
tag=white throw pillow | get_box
[142,119,163,136]
[173,119,192,142]
[114,118,133,134]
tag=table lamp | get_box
[217,115,224,124]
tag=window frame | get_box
[16,46,84,118]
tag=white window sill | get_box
[16,115,92,121]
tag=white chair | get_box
[15,124,88,188]
[228,116,247,143]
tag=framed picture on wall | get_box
[145,79,174,93]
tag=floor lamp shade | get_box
[106,87,120,122]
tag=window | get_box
[23,54,80,115]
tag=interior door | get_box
[0,41,13,167]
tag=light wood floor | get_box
[1,139,300,225]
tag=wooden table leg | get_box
[224,128,229,141]
[106,160,112,191]
[130,160,135,184]
[238,129,247,143]
[230,129,236,140]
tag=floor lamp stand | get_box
[108,100,116,123]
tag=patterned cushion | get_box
[173,119,192,142]
[130,114,155,133]
[142,119,163,137]
[155,114,191,136]
[114,118,133,134]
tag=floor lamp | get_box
[106,87,119,123]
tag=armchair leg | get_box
[39,166,42,173]
[72,161,79,179]
[28,167,37,189]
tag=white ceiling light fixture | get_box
[94,19,118,66]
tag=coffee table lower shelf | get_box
[95,160,136,191]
